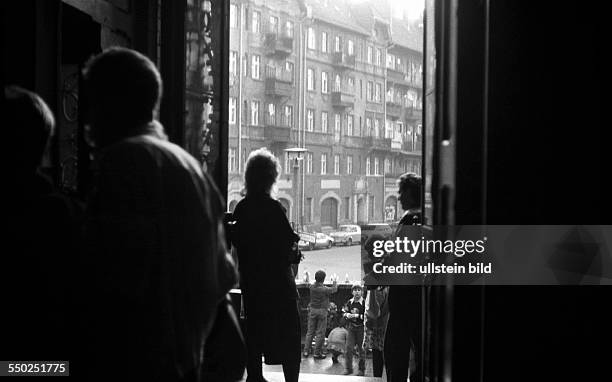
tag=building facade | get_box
[227,0,423,231]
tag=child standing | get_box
[342,283,366,375]
[303,270,338,359]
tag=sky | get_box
[390,0,424,20]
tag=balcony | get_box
[265,66,293,98]
[331,52,356,70]
[366,136,392,151]
[386,101,402,118]
[387,68,422,89]
[305,131,333,146]
[263,116,291,143]
[331,87,355,108]
[402,140,422,153]
[264,32,293,57]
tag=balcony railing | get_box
[386,101,402,118]
[264,32,293,56]
[263,115,291,142]
[366,136,392,150]
[387,68,422,88]
[265,66,293,98]
[331,85,355,108]
[331,52,356,69]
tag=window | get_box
[374,157,380,175]
[321,154,327,175]
[321,111,328,133]
[286,61,294,81]
[334,154,340,175]
[284,152,290,174]
[229,148,237,172]
[229,97,236,124]
[251,55,260,79]
[306,152,313,174]
[321,32,328,53]
[367,46,373,63]
[348,76,354,91]
[366,157,371,175]
[360,79,363,98]
[374,119,380,137]
[348,40,354,55]
[229,51,237,76]
[334,113,341,135]
[321,71,328,93]
[384,158,391,174]
[366,81,373,101]
[375,83,381,102]
[230,4,238,28]
[284,105,293,127]
[251,100,259,125]
[347,155,353,174]
[267,103,276,125]
[286,21,294,38]
[307,68,315,91]
[347,114,353,136]
[334,74,341,92]
[269,16,278,34]
[307,27,315,49]
[387,53,395,69]
[307,109,314,131]
[366,117,372,136]
[252,11,260,33]
[344,197,350,220]
[242,54,248,77]
[376,48,382,66]
[334,35,341,52]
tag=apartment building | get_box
[227,0,423,231]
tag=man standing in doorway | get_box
[384,172,423,382]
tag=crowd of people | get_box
[5,46,424,382]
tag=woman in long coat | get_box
[231,148,301,382]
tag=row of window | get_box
[230,50,422,106]
[229,98,422,138]
[230,4,295,38]
[228,148,421,177]
[230,4,422,76]
[230,98,422,137]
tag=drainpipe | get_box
[237,3,244,173]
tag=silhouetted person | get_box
[231,148,301,382]
[3,86,81,363]
[81,47,236,381]
[385,172,423,382]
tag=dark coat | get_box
[231,194,301,364]
[83,126,236,381]
[4,172,82,362]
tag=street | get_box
[297,243,362,285]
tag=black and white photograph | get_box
[2,0,609,381]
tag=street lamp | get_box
[284,147,307,232]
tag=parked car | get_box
[298,232,335,250]
[329,224,362,246]
[360,223,394,244]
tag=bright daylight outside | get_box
[227,0,424,286]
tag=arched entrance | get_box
[385,196,398,222]
[357,197,366,223]
[320,197,338,228]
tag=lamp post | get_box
[284,147,307,232]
